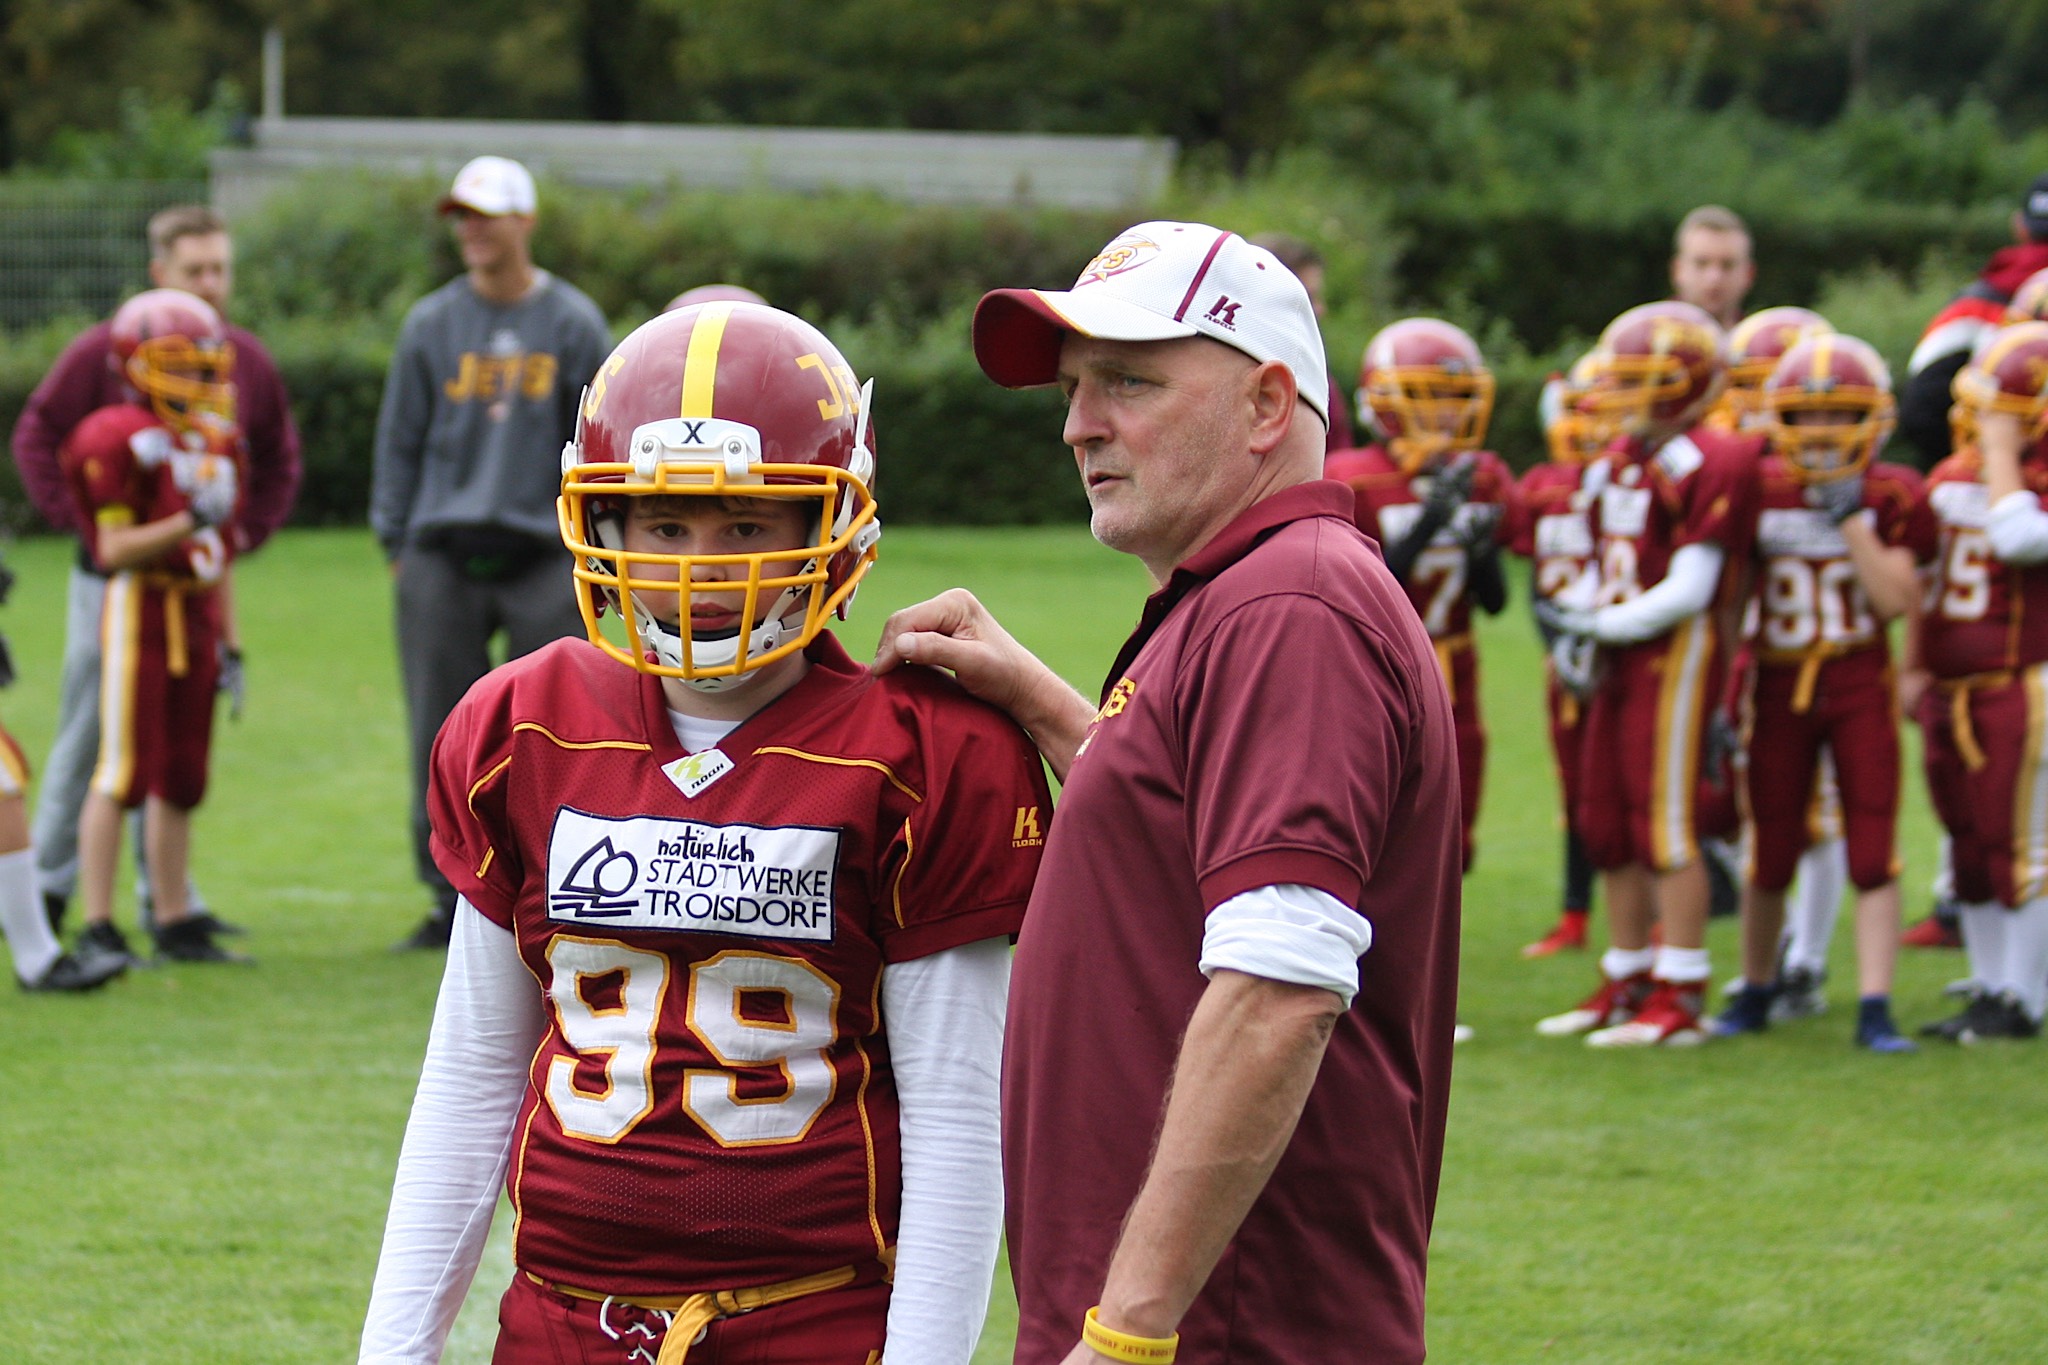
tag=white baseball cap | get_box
[972,220,1329,425]
[438,156,537,217]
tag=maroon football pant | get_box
[1441,643,1485,872]
[90,574,221,810]
[1574,618,1719,873]
[1744,656,1900,894]
[1919,663,2048,909]
[1546,670,1586,828]
[492,1273,887,1365]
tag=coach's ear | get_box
[1246,359,1299,457]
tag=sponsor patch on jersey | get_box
[1655,434,1706,484]
[1600,485,1654,538]
[662,748,734,798]
[1756,507,1848,559]
[1931,480,1988,527]
[546,807,838,941]
[1535,511,1594,559]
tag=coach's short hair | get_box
[1249,232,1323,275]
[147,205,229,258]
[1674,205,1749,252]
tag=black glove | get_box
[1550,633,1600,699]
[0,556,16,606]
[1532,595,1598,646]
[1803,474,1866,526]
[1704,710,1742,788]
[218,644,245,720]
[1421,454,1477,527]
[1454,501,1504,553]
[0,631,14,689]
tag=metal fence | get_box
[0,179,208,331]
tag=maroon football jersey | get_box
[1748,456,1921,666]
[1585,427,1761,612]
[1508,459,1595,601]
[429,634,1051,1295]
[1322,444,1515,639]
[60,403,240,585]
[1906,447,2048,677]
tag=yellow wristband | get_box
[1082,1306,1178,1363]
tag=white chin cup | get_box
[628,584,805,692]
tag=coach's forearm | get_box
[1092,969,1342,1340]
[1014,672,1097,782]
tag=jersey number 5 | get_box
[543,938,840,1148]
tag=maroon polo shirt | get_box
[11,319,301,552]
[1003,480,1462,1365]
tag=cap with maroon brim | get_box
[968,220,1329,424]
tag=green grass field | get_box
[0,526,2043,1363]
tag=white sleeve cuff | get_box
[879,938,1011,1365]
[1987,490,2048,565]
[1591,541,1724,644]
[1199,884,1373,1006]
[359,900,543,1364]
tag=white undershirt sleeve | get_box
[878,937,1012,1365]
[1987,490,2048,565]
[360,900,544,1365]
[1589,541,1724,644]
[1199,883,1374,1006]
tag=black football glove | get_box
[0,555,16,606]
[1704,710,1742,784]
[1803,474,1866,526]
[1550,633,1600,700]
[1421,454,1477,526]
[217,644,245,720]
[1532,595,1599,645]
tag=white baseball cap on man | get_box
[971,220,1329,425]
[438,156,538,217]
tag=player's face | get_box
[1671,227,1754,324]
[1058,334,1261,578]
[149,232,232,313]
[620,496,815,639]
[448,207,535,275]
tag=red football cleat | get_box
[1901,915,1963,950]
[1522,909,1591,958]
[1587,979,1708,1048]
[1536,971,1651,1036]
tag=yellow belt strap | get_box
[163,584,188,679]
[524,1265,857,1365]
[1935,671,2014,773]
[1432,632,1474,706]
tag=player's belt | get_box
[1756,639,1879,715]
[1933,669,2016,772]
[135,572,216,680]
[1432,631,1474,704]
[523,1263,857,1364]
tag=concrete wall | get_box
[211,116,1175,216]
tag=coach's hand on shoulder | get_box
[873,588,1096,775]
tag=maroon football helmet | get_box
[1584,300,1726,435]
[1953,320,2048,441]
[109,288,234,435]
[558,302,881,690]
[1761,334,1895,484]
[1358,318,1494,474]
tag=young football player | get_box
[59,288,244,967]
[359,302,1052,1363]
[1326,318,1513,873]
[1514,354,1603,956]
[1534,300,1762,1047]
[1904,320,2048,1041]
[1711,335,1920,1052]
[0,687,127,991]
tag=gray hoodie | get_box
[369,271,611,557]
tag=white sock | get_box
[1932,837,1954,902]
[1654,944,1712,984]
[0,846,60,983]
[1601,946,1656,980]
[2000,899,2048,1022]
[1785,840,1847,974]
[1959,901,2009,995]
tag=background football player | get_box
[1534,301,1761,1047]
[58,288,246,968]
[1514,353,1603,956]
[359,302,1052,1363]
[1326,318,1513,874]
[1903,320,2048,1041]
[1712,335,1920,1052]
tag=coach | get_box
[875,222,1461,1364]
[10,204,301,933]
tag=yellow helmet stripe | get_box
[680,302,736,418]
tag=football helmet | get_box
[1952,319,2048,442]
[1761,334,1895,484]
[1721,307,1832,429]
[1584,301,1726,436]
[2008,269,2048,324]
[558,302,882,691]
[664,283,768,313]
[109,289,234,435]
[1540,352,1609,464]
[1358,318,1494,475]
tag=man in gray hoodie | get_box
[371,155,611,949]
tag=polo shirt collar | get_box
[1099,479,1358,701]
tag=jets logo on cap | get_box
[1076,236,1161,287]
